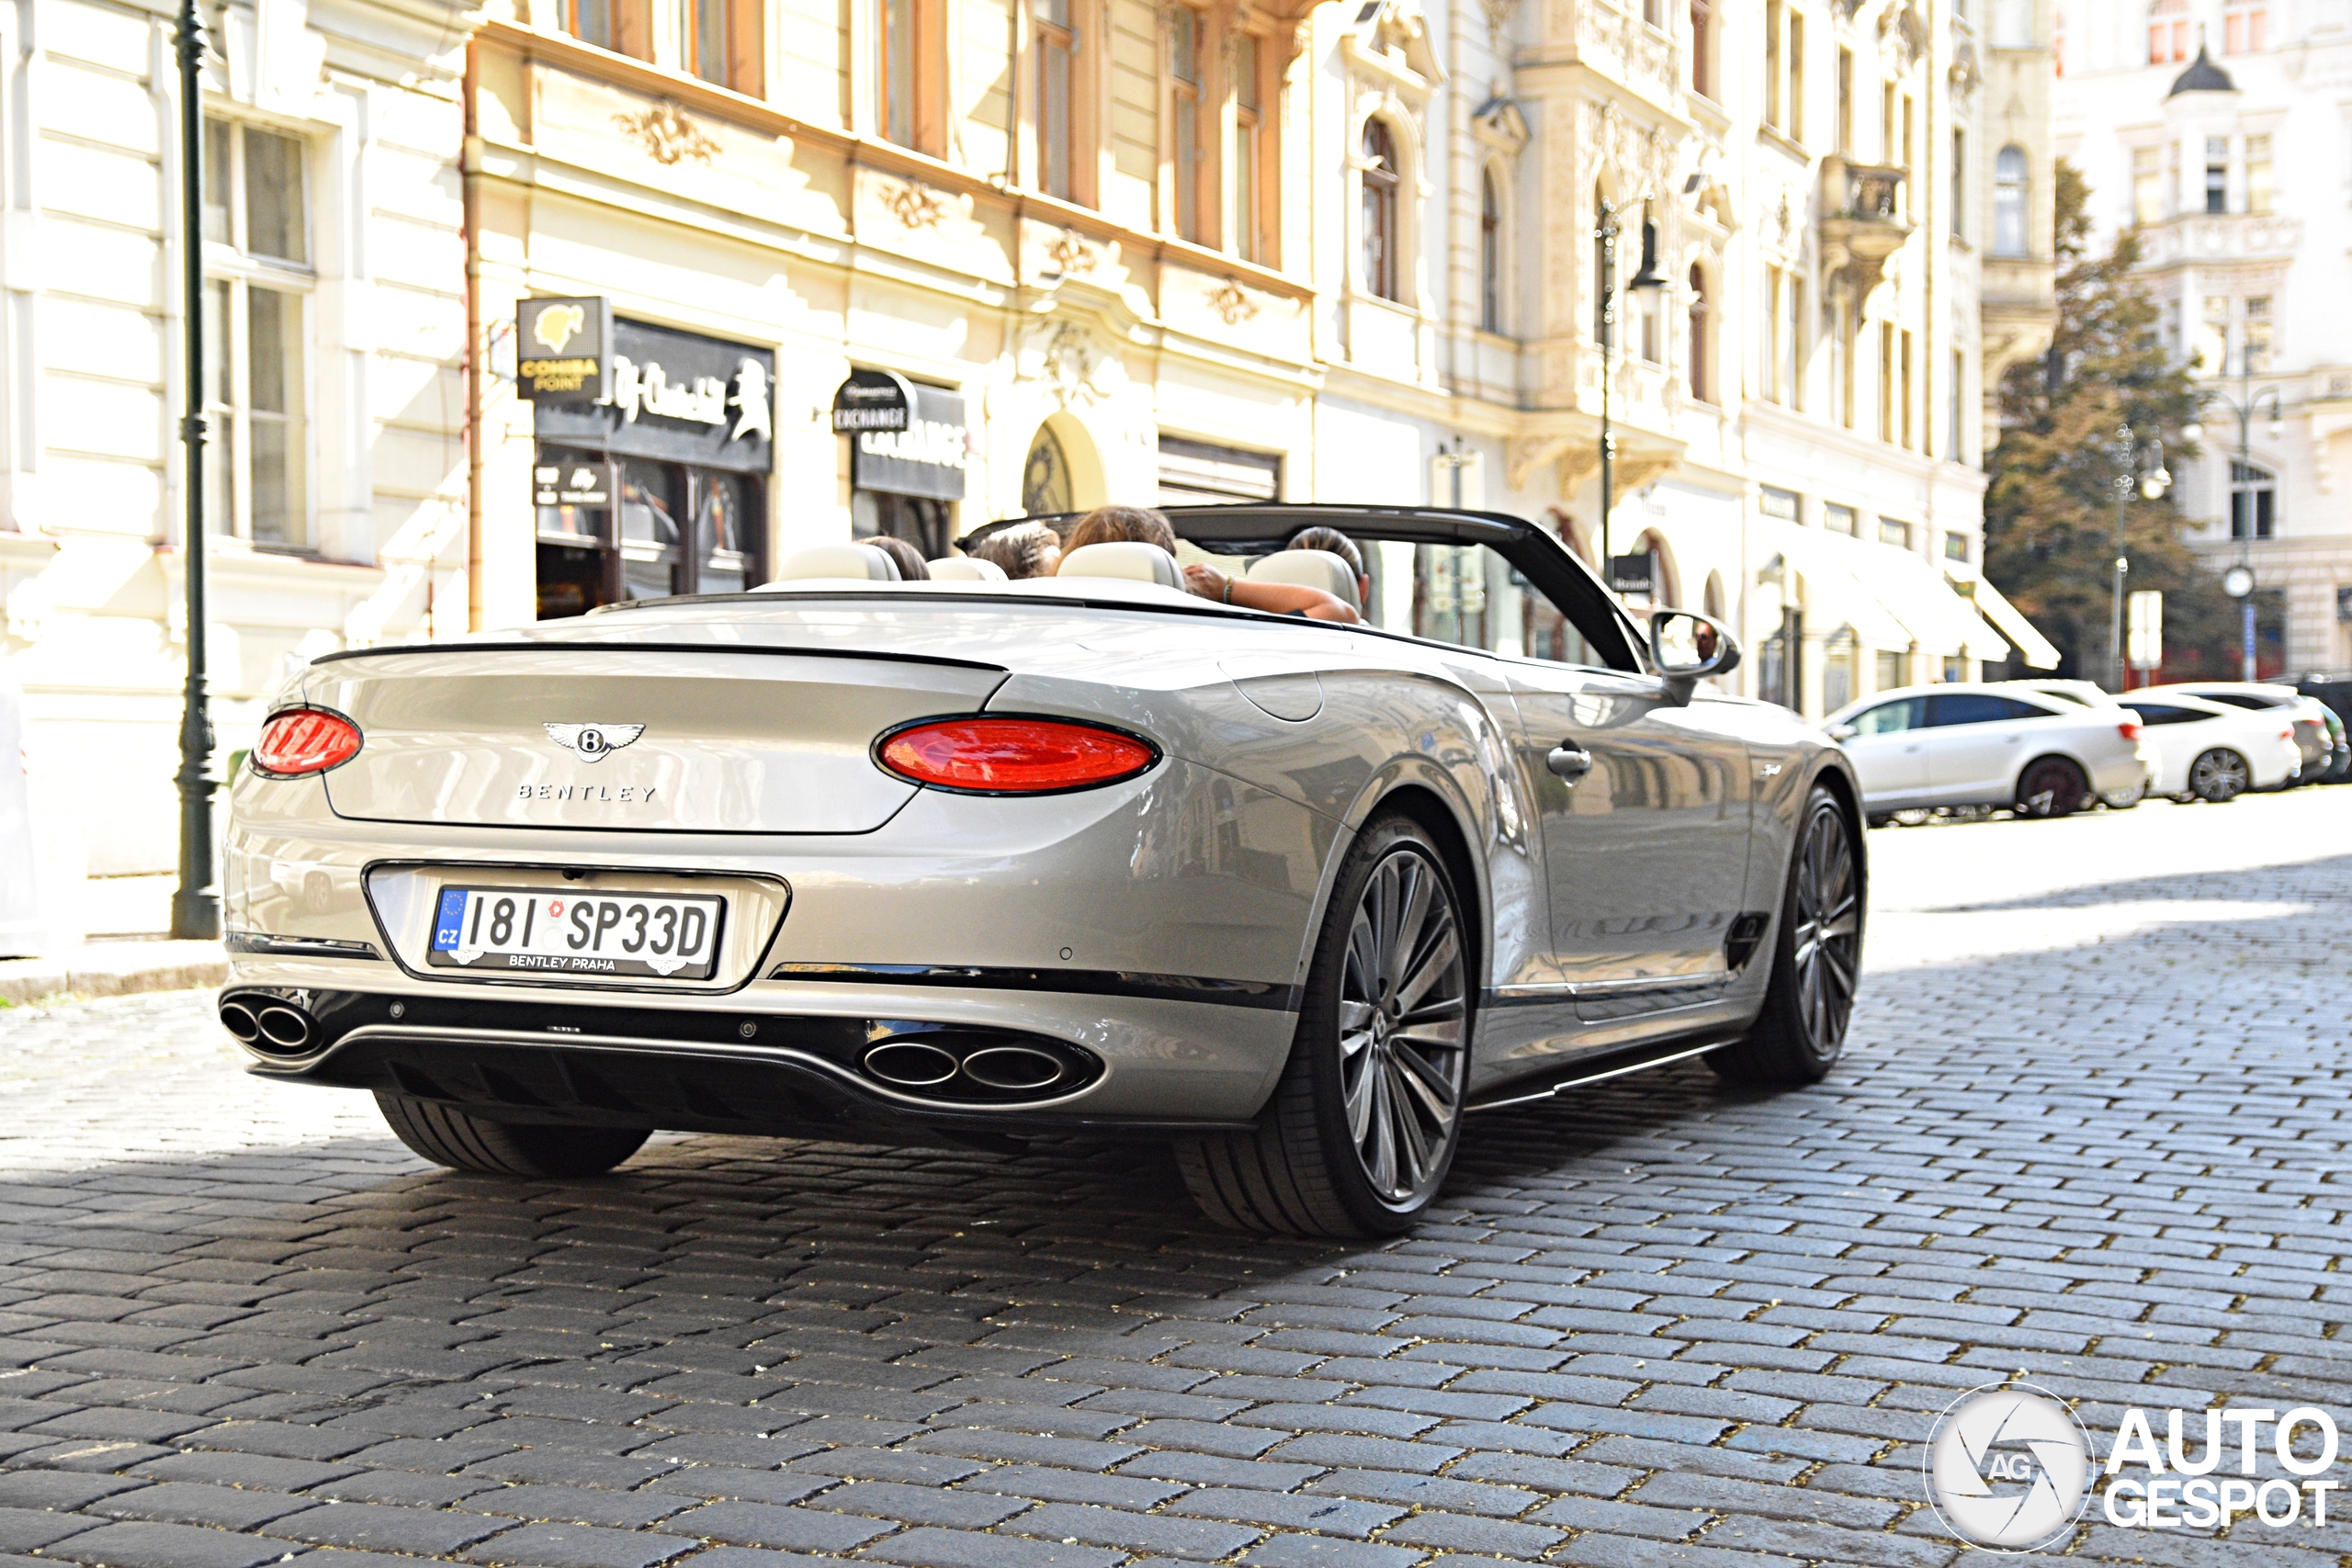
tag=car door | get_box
[1504,660,1755,994]
[1836,696,1928,804]
[1922,693,2059,803]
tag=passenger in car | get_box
[865,536,931,580]
[1060,504,1360,621]
[967,522,1060,579]
[1286,525,1373,615]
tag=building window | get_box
[1948,346,1964,462]
[1990,0,2032,48]
[2245,134,2271,214]
[1993,144,2029,255]
[1036,0,1076,198]
[1825,502,1856,535]
[2132,145,2164,224]
[1362,118,1401,300]
[2148,0,2188,63]
[1879,322,1894,443]
[1835,46,1852,153]
[1171,8,1205,243]
[1830,298,1852,428]
[201,118,311,551]
[2199,295,2228,372]
[2245,294,2272,367]
[1784,270,1803,408]
[2223,0,2266,53]
[679,0,758,90]
[1787,11,1804,142]
[1689,0,1712,97]
[1479,167,1504,333]
[1234,34,1265,262]
[2231,461,2276,538]
[1687,263,1710,402]
[562,0,616,51]
[1901,328,1914,449]
[1879,518,1911,548]
[881,0,916,145]
[1765,0,1781,130]
[2204,136,2227,214]
[1951,129,1964,237]
[1944,530,1970,561]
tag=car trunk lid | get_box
[309,644,1006,834]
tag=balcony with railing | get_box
[1820,154,1912,298]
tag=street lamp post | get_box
[2180,347,2281,682]
[169,0,219,941]
[1592,199,1663,575]
[2107,423,2170,693]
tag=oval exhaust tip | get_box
[959,1046,1067,1092]
[218,1000,261,1043]
[863,1041,961,1089]
[254,1006,316,1052]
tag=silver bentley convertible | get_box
[220,504,1864,1235]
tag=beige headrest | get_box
[1248,548,1362,611]
[1055,541,1183,590]
[773,543,901,581]
[928,556,1010,581]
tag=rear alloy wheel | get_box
[2014,756,2090,818]
[2188,747,2251,803]
[1177,816,1470,1236]
[1713,788,1860,1088]
[376,1093,650,1179]
[2101,779,2147,810]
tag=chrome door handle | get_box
[1546,743,1593,780]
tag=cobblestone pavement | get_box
[2,790,2348,1568]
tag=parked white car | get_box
[2139,682,2331,784]
[2115,692,2301,802]
[1827,682,2151,820]
[1991,679,2156,807]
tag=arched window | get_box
[2147,0,2188,63]
[1362,119,1402,301]
[1479,168,1504,333]
[1687,263,1710,403]
[1993,145,2029,256]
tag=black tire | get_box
[1712,787,1860,1088]
[2188,748,2250,803]
[2013,755,2090,818]
[1866,813,1894,829]
[375,1093,650,1178]
[1175,815,1472,1236]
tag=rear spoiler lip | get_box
[307,639,1008,674]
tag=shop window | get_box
[2231,461,2275,539]
[535,451,762,616]
[2148,0,2188,63]
[1362,118,1402,300]
[201,118,311,551]
[1994,145,2028,256]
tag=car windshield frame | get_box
[966,504,1645,674]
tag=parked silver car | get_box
[1827,682,2150,821]
[218,505,1864,1235]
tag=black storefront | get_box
[834,369,969,561]
[524,303,775,619]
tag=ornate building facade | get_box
[2056,1,2352,677]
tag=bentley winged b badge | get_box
[543,723,645,762]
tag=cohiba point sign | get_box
[518,297,615,401]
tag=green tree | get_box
[1983,161,2237,682]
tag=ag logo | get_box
[542,723,645,763]
[1925,1381,2093,1552]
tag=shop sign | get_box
[851,382,969,501]
[831,368,917,433]
[531,318,775,475]
[518,297,613,401]
[1608,553,1655,595]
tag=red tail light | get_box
[2117,719,2143,741]
[254,708,362,776]
[2280,728,2296,741]
[877,717,1159,795]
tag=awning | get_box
[1945,566,2063,669]
[1750,520,1916,648]
[1826,535,2009,661]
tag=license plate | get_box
[427,886,726,978]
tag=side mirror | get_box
[1826,722,1858,742]
[1647,610,1741,705]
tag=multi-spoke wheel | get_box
[2014,755,2090,818]
[2188,748,2250,803]
[1712,786,1861,1088]
[1177,815,1470,1235]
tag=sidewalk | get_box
[0,874,227,1005]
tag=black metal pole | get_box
[2107,424,2130,694]
[170,0,218,941]
[1596,202,1615,570]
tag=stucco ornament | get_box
[611,103,720,166]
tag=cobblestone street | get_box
[1,790,2347,1567]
